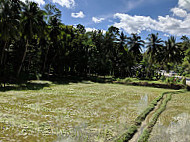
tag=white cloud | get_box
[178,0,190,11]
[86,27,97,32]
[113,13,157,34]
[86,27,106,34]
[164,34,170,37]
[71,11,85,18]
[112,0,190,36]
[171,7,187,17]
[92,17,105,23]
[20,0,45,5]
[113,13,190,36]
[52,0,75,8]
[108,19,113,23]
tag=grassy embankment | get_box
[149,91,190,142]
[114,77,186,90]
[115,89,186,142]
[115,91,170,142]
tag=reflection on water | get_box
[149,113,190,142]
[137,94,148,114]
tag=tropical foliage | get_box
[0,0,189,84]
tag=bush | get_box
[169,77,175,84]
[160,76,166,82]
[116,78,122,82]
[175,77,180,83]
[185,74,190,78]
[181,77,186,85]
[166,77,170,84]
[165,77,178,84]
[124,78,132,83]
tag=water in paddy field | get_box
[137,94,148,114]
[149,113,190,142]
[0,83,173,142]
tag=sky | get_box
[21,0,190,41]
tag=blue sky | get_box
[23,0,190,41]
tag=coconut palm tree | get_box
[181,35,190,51]
[17,1,46,77]
[118,31,127,51]
[0,0,21,65]
[162,36,183,65]
[146,33,163,63]
[127,33,144,62]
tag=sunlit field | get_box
[0,81,171,142]
[149,91,190,142]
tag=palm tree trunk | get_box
[47,52,57,78]
[17,40,29,77]
[1,41,7,65]
[42,46,49,75]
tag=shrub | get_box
[175,77,180,83]
[160,76,166,82]
[116,78,122,82]
[166,77,170,84]
[169,77,175,84]
[181,77,186,85]
[185,74,190,78]
[124,78,132,83]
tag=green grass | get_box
[117,77,183,85]
[116,77,164,84]
[0,80,172,142]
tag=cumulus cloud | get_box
[164,34,170,37]
[20,0,76,8]
[113,0,190,36]
[178,0,190,11]
[113,13,157,34]
[92,17,105,23]
[52,0,75,8]
[171,7,187,17]
[20,0,45,5]
[71,11,85,18]
[86,27,106,34]
[114,13,190,36]
[86,27,97,32]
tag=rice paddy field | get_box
[0,81,172,142]
[149,91,190,142]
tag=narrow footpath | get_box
[129,95,165,142]
[115,91,184,142]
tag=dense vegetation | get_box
[0,0,190,84]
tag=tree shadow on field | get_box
[0,82,50,92]
[0,76,114,92]
[50,76,114,85]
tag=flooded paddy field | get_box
[0,81,171,142]
[149,91,190,142]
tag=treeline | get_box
[0,0,190,83]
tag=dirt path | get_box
[115,91,183,142]
[129,95,165,142]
